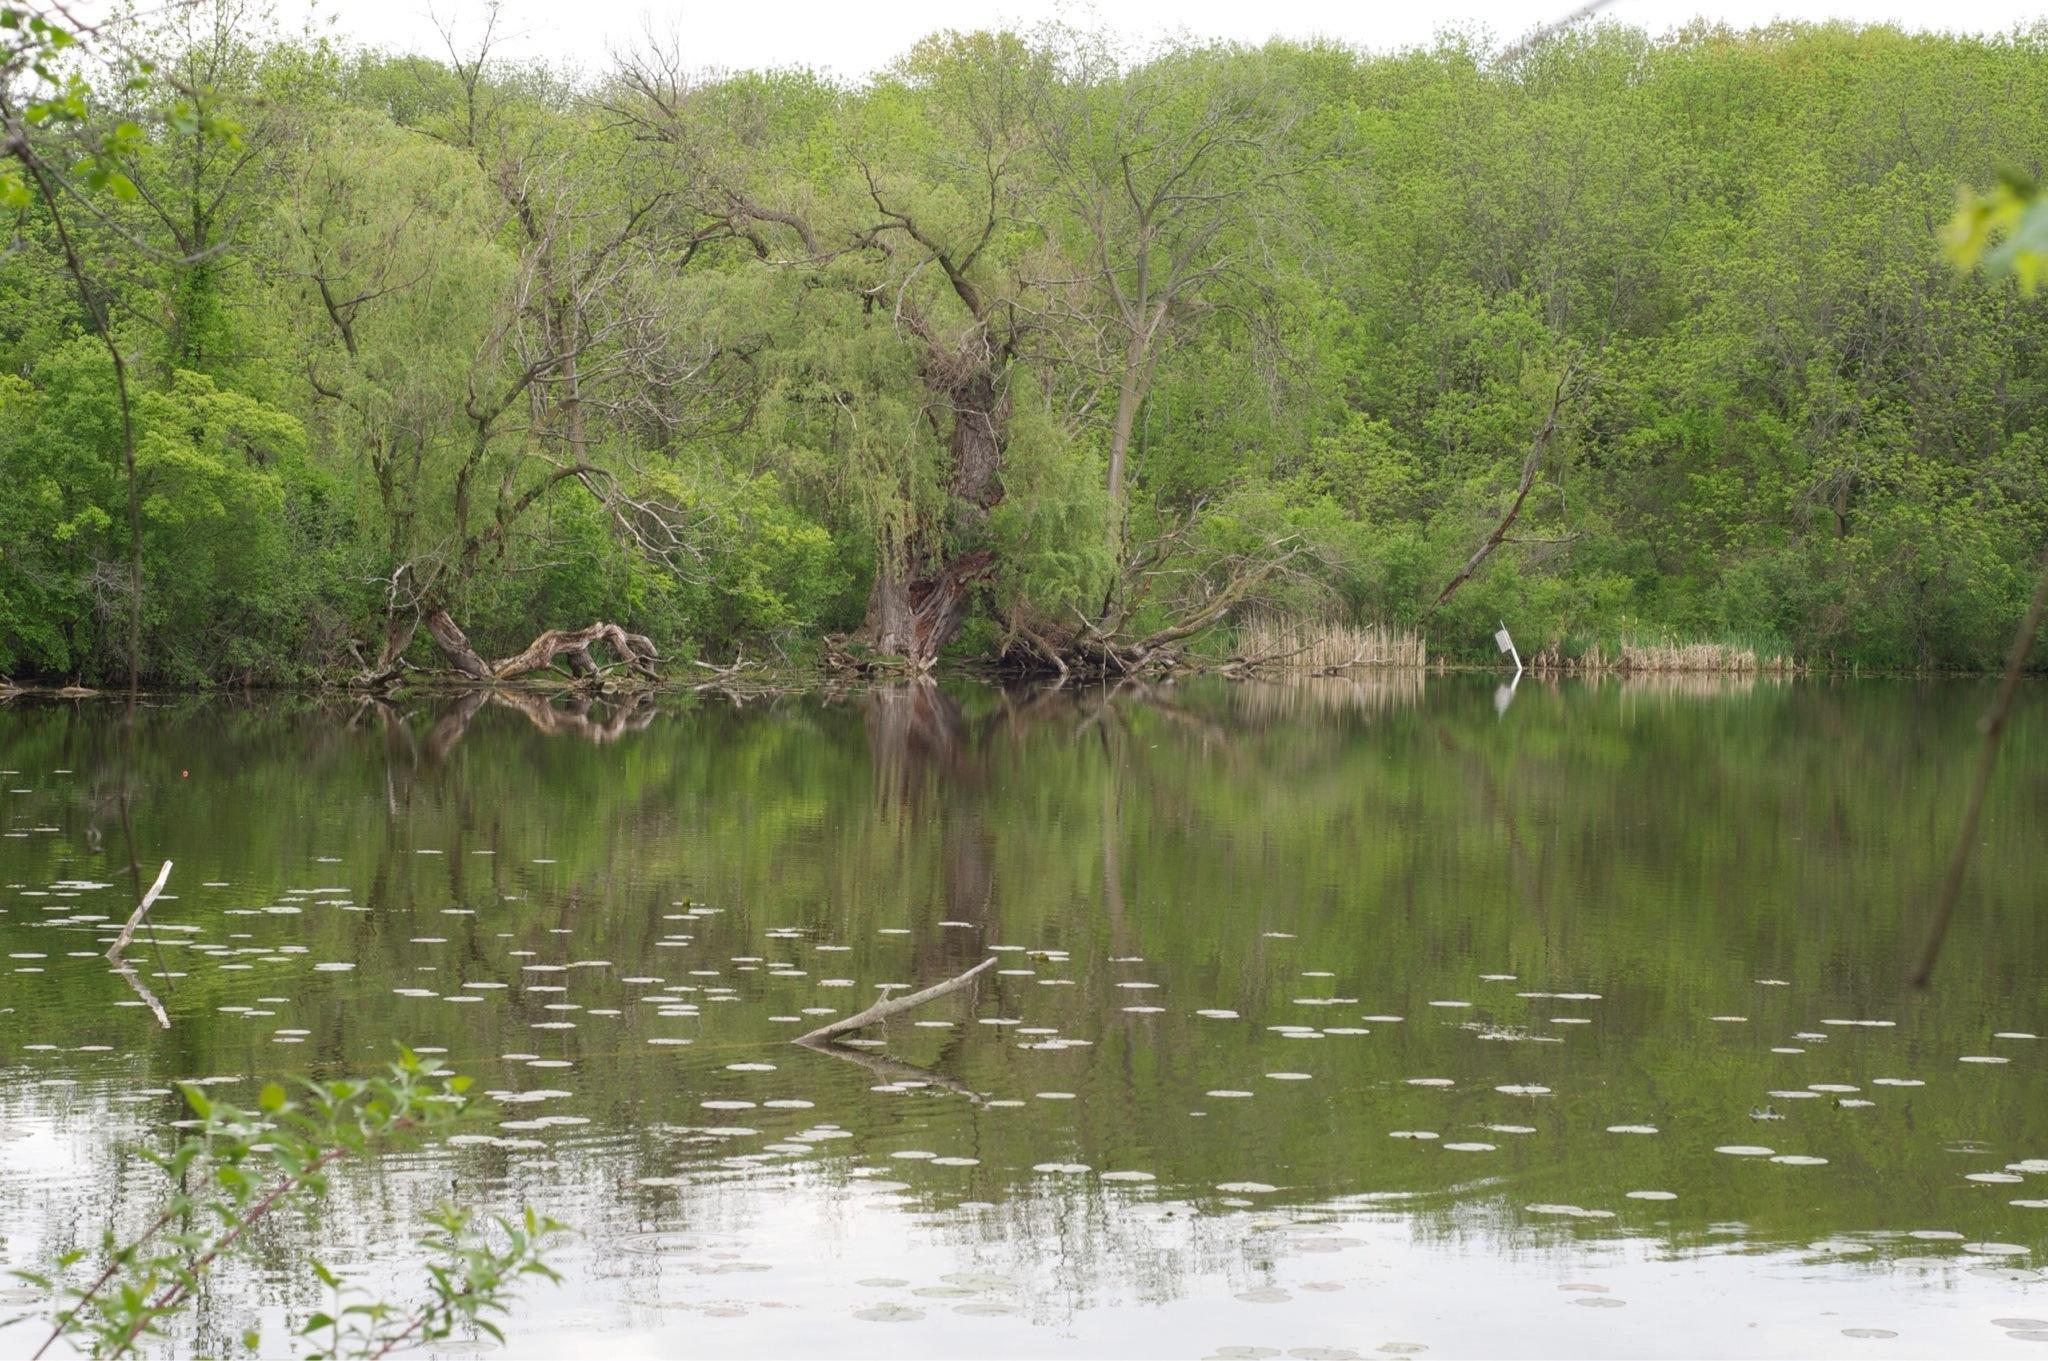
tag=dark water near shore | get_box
[1,675,2044,1358]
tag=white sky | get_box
[285,0,2046,78]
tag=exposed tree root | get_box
[991,505,1324,680]
[348,608,662,690]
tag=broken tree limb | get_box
[107,859,172,961]
[421,607,661,683]
[792,956,997,1045]
[1422,368,1575,619]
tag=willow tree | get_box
[620,33,1089,668]
[286,84,675,685]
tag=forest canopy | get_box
[3,5,2046,684]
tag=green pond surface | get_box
[0,675,2044,1358]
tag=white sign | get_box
[1494,627,1514,653]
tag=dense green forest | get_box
[3,5,2047,685]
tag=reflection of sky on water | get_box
[4,1072,2040,1359]
[1,678,2044,1357]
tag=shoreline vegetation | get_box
[13,611,2024,698]
[4,11,2047,691]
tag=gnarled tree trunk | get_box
[855,354,1008,668]
[421,607,660,684]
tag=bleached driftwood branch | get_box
[106,860,172,961]
[792,956,997,1045]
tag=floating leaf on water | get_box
[1607,1125,1658,1135]
[1967,1173,2025,1184]
[1575,1298,1627,1308]
[1839,1329,1897,1340]
[930,1156,979,1167]
[1870,1078,1924,1087]
[1033,1162,1090,1174]
[1717,1145,1775,1157]
[1035,1092,1077,1100]
[1266,1073,1313,1081]
[1710,1015,1749,1023]
[1101,1170,1156,1182]
[1217,1182,1279,1194]
[1198,1009,1241,1020]
[619,1232,703,1257]
[940,1272,1013,1291]
[1234,1287,1291,1304]
[1483,1124,1536,1135]
[953,1302,1017,1316]
[1444,1142,1496,1152]
[1960,1056,2010,1065]
[852,1304,924,1323]
[1992,1319,2048,1330]
[1495,1084,1549,1096]
[1626,1190,1677,1201]
[1961,1242,2029,1256]
[1525,1204,1613,1219]
[891,1150,936,1160]
[701,1100,756,1110]
[1389,1131,1439,1141]
[1809,1240,1874,1255]
[1361,1015,1404,1024]
[1207,1090,1256,1099]
[1995,1032,2039,1041]
[2013,1200,2048,1210]
[1406,1078,1454,1088]
[1772,1155,1829,1166]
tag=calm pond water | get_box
[1,675,2044,1359]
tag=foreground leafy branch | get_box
[11,1049,565,1360]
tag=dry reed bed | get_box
[1527,639,1800,674]
[1233,617,1427,671]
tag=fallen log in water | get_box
[793,956,997,1045]
[106,860,172,960]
